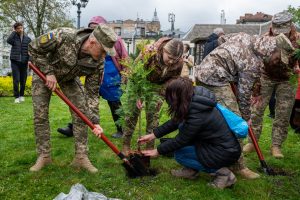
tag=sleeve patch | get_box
[40,33,55,44]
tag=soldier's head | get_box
[162,38,184,66]
[263,33,295,78]
[83,24,117,60]
[88,16,107,28]
[271,11,293,37]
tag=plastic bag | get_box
[216,103,248,138]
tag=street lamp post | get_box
[71,0,89,29]
[168,13,175,37]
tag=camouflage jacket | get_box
[195,34,277,120]
[29,28,104,124]
[135,37,183,96]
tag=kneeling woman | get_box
[138,77,241,189]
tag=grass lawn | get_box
[1,96,300,200]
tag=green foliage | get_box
[0,0,74,37]
[1,96,300,199]
[288,5,300,26]
[117,49,161,127]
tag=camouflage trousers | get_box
[32,74,88,156]
[199,83,246,170]
[250,76,294,147]
[123,95,164,149]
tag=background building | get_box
[107,9,161,55]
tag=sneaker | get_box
[112,132,123,138]
[271,146,284,158]
[243,143,255,153]
[171,167,198,179]
[19,96,25,102]
[209,167,237,189]
[14,98,20,103]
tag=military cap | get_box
[92,24,117,56]
[275,33,295,65]
[272,11,293,35]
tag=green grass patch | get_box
[0,96,300,199]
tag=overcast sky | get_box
[70,0,299,32]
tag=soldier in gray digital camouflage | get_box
[28,24,117,173]
[194,32,295,179]
[243,11,300,158]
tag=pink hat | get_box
[88,16,107,27]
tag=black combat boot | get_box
[57,123,74,137]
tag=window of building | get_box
[114,27,122,36]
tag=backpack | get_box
[216,103,248,138]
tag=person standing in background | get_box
[180,44,194,80]
[203,28,224,58]
[7,22,31,103]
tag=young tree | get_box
[0,0,74,37]
[288,5,300,26]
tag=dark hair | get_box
[184,44,190,51]
[13,22,23,29]
[165,77,194,123]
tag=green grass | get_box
[1,96,300,200]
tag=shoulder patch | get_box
[40,32,55,44]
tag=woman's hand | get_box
[138,133,156,145]
[251,95,262,107]
[45,75,57,91]
[141,149,159,158]
[93,124,103,138]
[136,99,143,110]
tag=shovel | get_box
[29,62,151,178]
[230,83,276,175]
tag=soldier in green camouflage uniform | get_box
[29,24,117,173]
[195,33,294,179]
[243,11,299,159]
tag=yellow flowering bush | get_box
[0,76,32,97]
[0,76,86,97]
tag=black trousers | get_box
[107,100,122,133]
[11,60,28,98]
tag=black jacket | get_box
[7,32,31,63]
[154,86,241,169]
[203,33,219,58]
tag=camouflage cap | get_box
[92,24,117,56]
[275,33,295,65]
[272,11,293,35]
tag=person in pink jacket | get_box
[57,16,128,138]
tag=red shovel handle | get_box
[29,62,123,157]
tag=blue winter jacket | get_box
[7,32,31,63]
[99,55,122,102]
[203,33,219,58]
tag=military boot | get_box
[71,154,98,173]
[238,168,260,179]
[29,154,52,172]
[209,167,236,189]
[243,143,255,153]
[271,146,284,158]
[122,136,131,156]
[171,167,198,179]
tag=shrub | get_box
[0,76,86,97]
[0,76,32,97]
